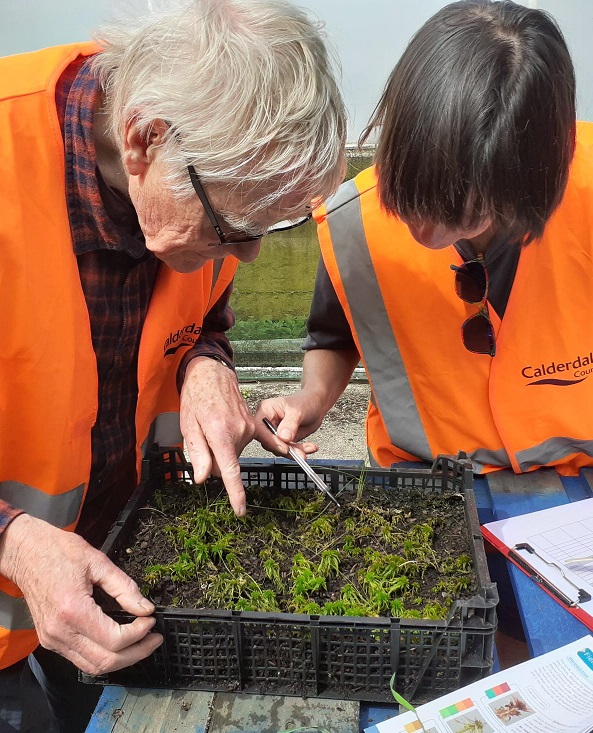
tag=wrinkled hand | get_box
[0,514,163,675]
[254,391,323,458]
[180,356,255,516]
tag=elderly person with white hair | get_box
[0,0,346,729]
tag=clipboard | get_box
[481,498,593,631]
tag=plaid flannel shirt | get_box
[0,56,235,543]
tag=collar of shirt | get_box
[59,57,146,259]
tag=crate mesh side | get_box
[396,628,462,700]
[155,448,471,497]
[318,626,393,697]
[239,621,317,695]
[164,619,241,690]
[237,460,469,497]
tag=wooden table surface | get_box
[85,687,389,732]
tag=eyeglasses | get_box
[187,165,312,247]
[449,255,496,357]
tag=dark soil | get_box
[118,478,477,621]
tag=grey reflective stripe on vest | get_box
[467,447,511,473]
[367,449,380,468]
[517,437,593,472]
[0,592,34,631]
[326,181,431,459]
[0,481,84,527]
[141,412,182,455]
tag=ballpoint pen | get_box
[565,556,593,564]
[262,417,340,507]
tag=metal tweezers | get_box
[262,418,340,507]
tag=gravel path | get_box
[241,381,370,461]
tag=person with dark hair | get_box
[257,0,592,477]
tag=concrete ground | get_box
[241,381,370,461]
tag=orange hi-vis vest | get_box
[316,122,593,476]
[0,44,237,668]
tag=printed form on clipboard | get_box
[481,497,593,629]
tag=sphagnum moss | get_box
[119,478,476,620]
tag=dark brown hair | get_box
[361,0,576,243]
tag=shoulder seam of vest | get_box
[0,88,47,103]
[326,179,377,216]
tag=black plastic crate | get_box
[86,447,497,704]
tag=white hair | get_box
[92,0,346,227]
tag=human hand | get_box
[0,514,163,675]
[254,391,323,458]
[180,356,255,516]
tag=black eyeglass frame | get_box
[450,256,496,358]
[187,165,312,247]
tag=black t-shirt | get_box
[303,231,522,352]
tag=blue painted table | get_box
[86,466,593,732]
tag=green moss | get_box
[123,481,475,619]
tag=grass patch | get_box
[229,316,308,341]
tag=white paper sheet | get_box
[368,635,593,733]
[482,497,593,618]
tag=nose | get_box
[405,221,452,249]
[231,239,261,263]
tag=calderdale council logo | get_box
[163,323,202,356]
[522,350,593,386]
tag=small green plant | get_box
[169,553,196,581]
[389,674,427,732]
[317,549,340,577]
[144,563,168,585]
[342,535,361,556]
[292,568,327,596]
[356,461,369,502]
[262,522,286,546]
[290,595,322,614]
[306,516,336,541]
[262,555,284,591]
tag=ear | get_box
[122,118,169,177]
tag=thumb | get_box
[92,555,155,616]
[276,414,302,443]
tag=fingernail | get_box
[138,599,154,612]
[236,504,246,518]
[279,429,291,440]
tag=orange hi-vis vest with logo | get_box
[0,43,237,668]
[316,122,593,476]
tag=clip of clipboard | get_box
[508,542,592,608]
